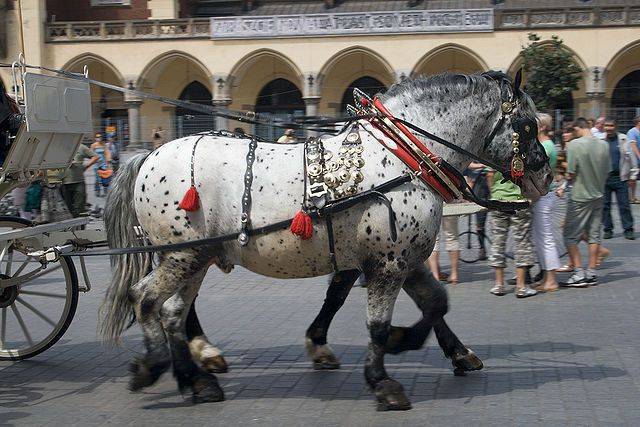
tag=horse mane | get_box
[379,71,537,121]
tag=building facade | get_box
[1,0,640,144]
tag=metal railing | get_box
[46,19,211,42]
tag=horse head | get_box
[480,70,553,201]
[380,71,553,201]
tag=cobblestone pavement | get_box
[1,156,639,425]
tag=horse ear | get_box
[513,68,523,94]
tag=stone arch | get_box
[226,49,304,128]
[605,40,640,100]
[506,41,586,116]
[317,46,395,115]
[62,53,127,130]
[412,44,488,77]
[136,51,214,140]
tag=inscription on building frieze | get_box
[630,9,640,24]
[501,12,526,28]
[567,11,593,25]
[601,10,625,25]
[211,9,493,39]
[530,12,565,26]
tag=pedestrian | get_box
[90,133,112,197]
[428,215,460,284]
[106,133,120,173]
[487,170,537,298]
[562,117,610,287]
[591,116,606,139]
[151,126,166,149]
[277,128,297,143]
[626,116,640,204]
[531,113,561,292]
[601,118,637,240]
[61,143,98,217]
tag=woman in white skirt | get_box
[532,114,561,292]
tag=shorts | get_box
[434,216,459,252]
[563,197,604,246]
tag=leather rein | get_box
[350,73,538,211]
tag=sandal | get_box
[556,264,574,273]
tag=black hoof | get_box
[192,373,225,404]
[128,357,170,391]
[452,349,484,373]
[312,353,341,370]
[201,355,229,374]
[385,326,424,355]
[373,379,412,411]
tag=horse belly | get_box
[229,229,338,279]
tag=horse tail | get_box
[99,153,151,343]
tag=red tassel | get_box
[179,186,200,211]
[290,210,313,240]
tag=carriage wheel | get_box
[0,216,79,360]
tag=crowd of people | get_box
[432,114,639,298]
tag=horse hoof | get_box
[127,358,170,391]
[452,349,484,373]
[374,379,412,411]
[312,355,341,370]
[192,374,225,404]
[306,339,341,370]
[202,355,229,374]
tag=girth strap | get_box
[238,137,258,246]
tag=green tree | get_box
[519,33,582,111]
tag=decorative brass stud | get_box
[354,158,365,168]
[338,169,350,182]
[346,133,359,143]
[352,170,364,183]
[501,101,513,113]
[308,164,322,177]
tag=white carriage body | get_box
[1,72,92,180]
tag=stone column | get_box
[212,99,232,131]
[125,89,143,148]
[303,96,321,137]
[19,0,46,67]
[585,66,606,118]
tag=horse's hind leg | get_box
[186,300,228,373]
[305,269,360,370]
[385,265,483,374]
[363,257,411,411]
[161,268,224,403]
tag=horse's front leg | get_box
[385,265,483,374]
[364,257,411,411]
[160,266,224,404]
[186,300,228,373]
[305,269,361,370]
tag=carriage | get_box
[0,59,105,360]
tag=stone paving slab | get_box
[1,167,639,426]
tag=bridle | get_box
[351,70,544,209]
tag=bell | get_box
[511,132,519,140]
[352,170,364,183]
[345,186,358,196]
[337,156,346,166]
[338,169,350,182]
[344,158,353,168]
[334,189,344,198]
[348,147,356,155]
[512,140,520,147]
[339,146,349,155]
[324,173,339,188]
[354,158,365,168]
[355,145,364,154]
[513,147,520,154]
[308,164,323,177]
[501,101,513,113]
[346,133,360,143]
[524,125,531,133]
[324,150,333,160]
[326,161,339,172]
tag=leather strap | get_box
[238,137,258,246]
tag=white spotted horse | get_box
[100,71,552,410]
